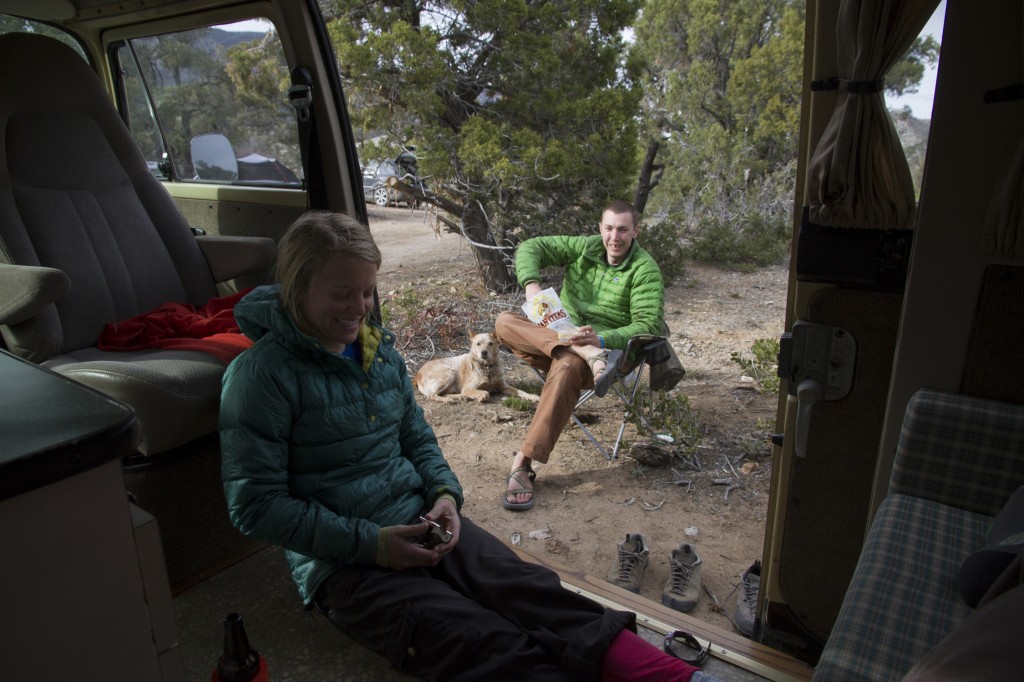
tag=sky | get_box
[887,1,946,119]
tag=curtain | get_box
[806,0,941,230]
[981,11,1024,258]
[983,141,1024,258]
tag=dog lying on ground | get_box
[414,332,540,403]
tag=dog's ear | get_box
[465,324,475,339]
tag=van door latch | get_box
[777,321,857,457]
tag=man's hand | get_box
[524,282,542,301]
[569,325,602,348]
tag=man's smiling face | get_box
[600,208,639,266]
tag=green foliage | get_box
[886,35,940,97]
[502,395,535,411]
[627,389,703,456]
[684,211,790,270]
[730,338,781,395]
[321,0,644,289]
[639,219,686,285]
[634,0,803,269]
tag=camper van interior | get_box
[0,0,1021,680]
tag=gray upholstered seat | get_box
[0,33,274,455]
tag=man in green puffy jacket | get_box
[497,201,664,510]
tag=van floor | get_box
[173,545,812,681]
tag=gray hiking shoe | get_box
[735,560,761,637]
[607,533,649,593]
[662,543,703,612]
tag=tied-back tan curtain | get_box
[982,11,1024,258]
[983,142,1024,258]
[807,0,941,230]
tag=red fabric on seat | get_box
[98,289,254,364]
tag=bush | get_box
[685,212,789,271]
[640,218,686,285]
[626,388,703,457]
[730,337,781,394]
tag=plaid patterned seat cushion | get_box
[813,494,991,681]
[890,390,1024,516]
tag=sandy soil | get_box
[367,205,788,634]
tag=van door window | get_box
[114,19,303,187]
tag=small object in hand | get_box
[419,515,453,548]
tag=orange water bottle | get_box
[211,612,269,681]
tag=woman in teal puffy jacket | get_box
[219,211,715,682]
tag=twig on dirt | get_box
[702,582,725,615]
[711,478,734,485]
[641,499,665,511]
[670,469,692,489]
[623,496,638,506]
[723,456,740,479]
[723,484,739,504]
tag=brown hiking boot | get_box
[607,533,649,593]
[662,543,703,612]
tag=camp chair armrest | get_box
[621,333,668,369]
[0,264,71,325]
[195,236,276,284]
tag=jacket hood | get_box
[235,284,302,344]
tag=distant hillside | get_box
[890,107,931,194]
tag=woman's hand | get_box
[424,498,460,558]
[386,522,446,569]
[386,499,460,569]
[524,282,542,301]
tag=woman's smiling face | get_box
[301,250,378,352]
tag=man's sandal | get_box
[591,348,623,397]
[502,465,536,511]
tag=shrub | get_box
[685,212,789,271]
[730,337,781,394]
[626,388,703,457]
[640,218,686,285]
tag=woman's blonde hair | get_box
[275,211,382,332]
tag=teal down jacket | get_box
[219,285,464,604]
[515,234,665,350]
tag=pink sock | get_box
[600,628,700,681]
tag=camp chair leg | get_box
[572,413,613,460]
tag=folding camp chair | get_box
[531,328,683,460]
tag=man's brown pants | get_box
[495,311,596,463]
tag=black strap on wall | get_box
[984,84,1024,104]
[289,66,328,209]
[811,77,884,94]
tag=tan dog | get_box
[414,332,540,403]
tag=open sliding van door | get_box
[758,0,944,662]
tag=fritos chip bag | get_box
[522,287,580,341]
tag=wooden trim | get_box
[511,546,814,682]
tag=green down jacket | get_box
[515,234,665,349]
[219,285,463,604]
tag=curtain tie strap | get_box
[811,77,883,94]
[984,84,1024,104]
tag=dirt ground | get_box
[367,205,788,634]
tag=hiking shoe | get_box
[734,560,761,637]
[662,543,703,612]
[607,533,649,593]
